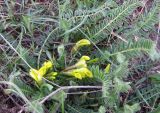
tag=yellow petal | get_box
[38,66,47,76]
[80,56,90,61]
[38,61,53,76]
[76,39,91,46]
[29,69,42,83]
[105,64,111,74]
[29,69,38,81]
[43,61,53,69]
[83,68,93,78]
[75,60,87,68]
[72,39,91,52]
[73,73,83,79]
[29,61,54,84]
[67,68,93,79]
[75,56,90,68]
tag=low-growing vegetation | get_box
[0,0,160,113]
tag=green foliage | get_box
[123,103,140,113]
[0,0,160,113]
[110,39,154,59]
[125,2,160,37]
[26,101,44,113]
[98,106,106,113]
[128,84,160,107]
[89,0,142,42]
[149,73,160,83]
[67,105,94,113]
[22,15,34,34]
[13,78,34,96]
[90,61,138,112]
[90,65,106,82]
[113,61,129,78]
[114,77,131,93]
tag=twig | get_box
[66,89,102,95]
[111,31,128,43]
[40,85,102,104]
[155,13,160,47]
[42,78,61,88]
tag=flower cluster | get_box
[29,61,57,84]
[29,39,93,83]
[65,56,93,79]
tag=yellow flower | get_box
[63,55,92,79]
[76,39,91,47]
[105,64,111,74]
[38,61,53,76]
[80,56,90,61]
[29,69,42,83]
[75,56,90,68]
[43,61,52,69]
[67,67,93,79]
[29,61,57,84]
[72,39,91,53]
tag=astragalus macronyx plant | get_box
[0,0,160,113]
[25,38,145,113]
[29,39,93,85]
